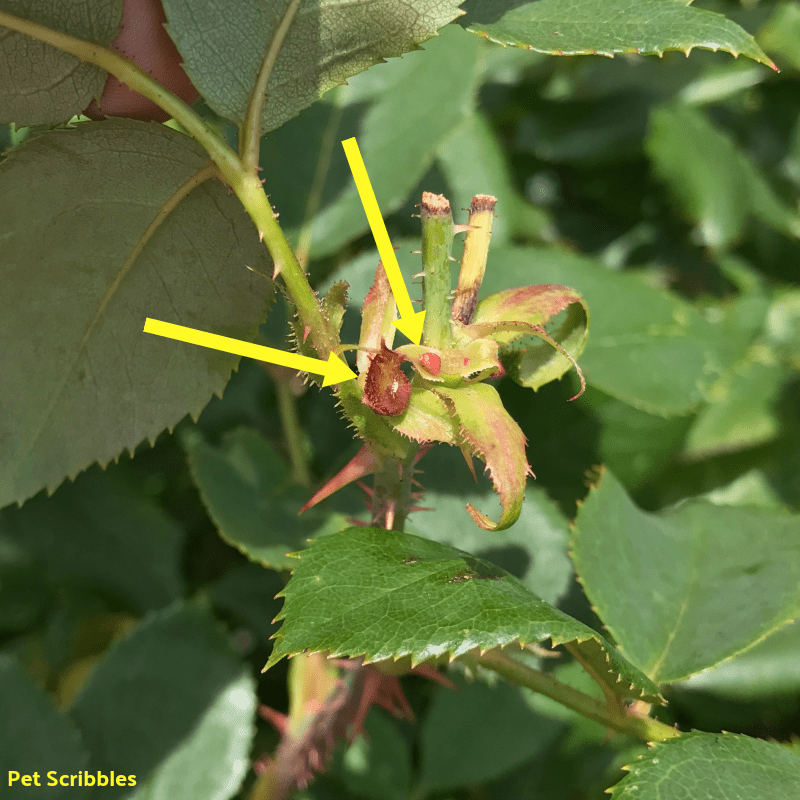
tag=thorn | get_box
[454,223,475,234]
[257,705,289,734]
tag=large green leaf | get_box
[461,0,775,67]
[479,248,745,415]
[681,619,800,701]
[162,0,462,133]
[684,351,787,458]
[0,0,122,126]
[419,675,563,792]
[328,712,412,800]
[267,527,661,703]
[0,657,88,800]
[0,467,184,613]
[646,103,800,251]
[305,24,483,258]
[611,732,800,800]
[408,446,573,606]
[572,470,800,684]
[70,603,256,800]
[0,120,272,509]
[184,427,349,570]
[577,386,691,490]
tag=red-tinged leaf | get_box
[393,385,459,445]
[433,384,533,531]
[357,263,397,379]
[363,342,412,417]
[464,285,589,393]
[396,339,503,386]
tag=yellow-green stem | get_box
[452,194,496,325]
[479,648,680,743]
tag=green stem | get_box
[479,649,680,743]
[275,379,311,486]
[371,449,419,531]
[419,192,454,348]
[240,0,303,174]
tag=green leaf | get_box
[306,24,484,258]
[436,113,516,246]
[329,711,412,800]
[0,120,272,509]
[611,731,800,800]
[479,248,749,415]
[0,536,51,634]
[0,657,88,799]
[578,386,691,490]
[461,0,776,68]
[409,446,573,606]
[0,0,122,126]
[0,467,184,613]
[419,674,562,791]
[433,383,532,531]
[684,349,787,458]
[572,470,800,684]
[162,0,463,133]
[758,1,800,73]
[208,563,284,647]
[267,527,661,703]
[468,284,589,392]
[185,427,349,570]
[70,603,256,800]
[682,619,800,700]
[646,103,800,251]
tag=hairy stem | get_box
[371,449,419,531]
[420,192,454,348]
[275,378,311,486]
[479,648,680,743]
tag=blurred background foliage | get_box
[2,0,800,797]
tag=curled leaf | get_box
[465,284,589,393]
[363,342,411,417]
[357,263,397,380]
[433,384,533,531]
[396,338,503,386]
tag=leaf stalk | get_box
[479,648,680,743]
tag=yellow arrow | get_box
[341,137,426,345]
[143,318,356,387]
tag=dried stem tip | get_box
[421,192,451,216]
[452,195,497,326]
